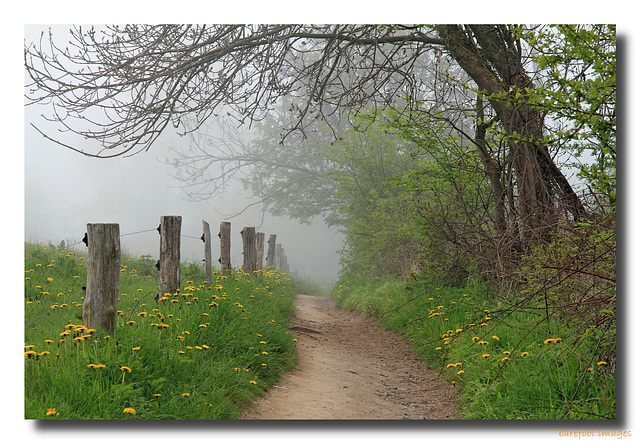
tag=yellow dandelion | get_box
[123,407,136,415]
[46,408,59,417]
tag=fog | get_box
[25,119,344,286]
[23,24,344,288]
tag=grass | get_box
[333,275,616,420]
[24,241,298,420]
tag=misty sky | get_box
[24,112,344,284]
[22,25,343,285]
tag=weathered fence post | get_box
[83,223,120,335]
[219,221,232,275]
[158,216,182,299]
[256,232,265,270]
[277,245,289,272]
[276,243,283,269]
[202,219,212,285]
[241,227,257,274]
[266,234,277,268]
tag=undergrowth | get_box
[333,275,616,420]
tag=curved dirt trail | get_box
[241,294,458,420]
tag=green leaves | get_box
[521,25,616,208]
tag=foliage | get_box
[333,276,616,420]
[324,117,423,278]
[24,242,298,419]
[389,110,502,285]
[521,25,616,208]
[241,114,342,223]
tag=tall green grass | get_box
[24,242,298,419]
[333,276,616,420]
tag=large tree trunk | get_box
[474,96,507,235]
[437,25,585,247]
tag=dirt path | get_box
[241,294,458,420]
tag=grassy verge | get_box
[24,242,298,419]
[333,276,616,420]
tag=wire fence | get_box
[24,218,287,327]
[25,221,270,269]
[25,226,211,263]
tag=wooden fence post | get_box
[266,234,276,268]
[83,223,120,335]
[276,243,283,269]
[256,232,265,270]
[159,216,182,299]
[202,220,212,285]
[219,221,232,275]
[241,227,257,274]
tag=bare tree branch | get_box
[25,24,444,157]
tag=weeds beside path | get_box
[242,294,458,420]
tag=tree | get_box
[25,24,612,252]
[324,118,423,277]
[25,25,442,157]
[167,105,342,223]
[435,26,588,244]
